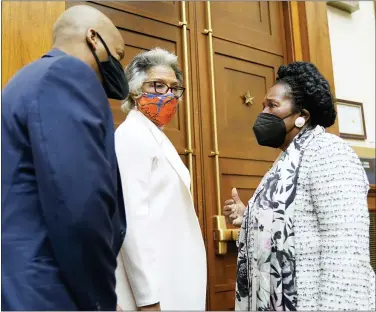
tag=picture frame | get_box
[327,1,360,13]
[336,99,367,140]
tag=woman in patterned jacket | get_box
[223,61,375,311]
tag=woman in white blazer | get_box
[115,48,207,311]
[223,62,375,311]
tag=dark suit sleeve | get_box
[27,56,117,311]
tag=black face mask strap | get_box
[87,32,111,63]
[87,32,113,86]
[95,33,112,59]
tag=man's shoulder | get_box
[41,53,99,88]
[3,51,107,117]
[4,52,99,95]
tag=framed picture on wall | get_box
[327,1,360,13]
[336,99,367,140]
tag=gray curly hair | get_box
[121,48,183,112]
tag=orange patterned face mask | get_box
[136,92,179,127]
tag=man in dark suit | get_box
[2,5,128,310]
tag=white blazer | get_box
[115,110,207,310]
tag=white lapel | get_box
[161,139,191,189]
[130,110,191,190]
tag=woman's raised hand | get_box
[223,188,246,227]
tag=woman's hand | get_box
[116,305,122,311]
[223,188,246,227]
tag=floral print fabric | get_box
[235,126,321,311]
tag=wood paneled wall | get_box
[1,2,337,94]
[1,1,65,88]
[290,1,340,135]
[302,2,336,92]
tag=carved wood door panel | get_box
[194,2,287,309]
[67,2,288,310]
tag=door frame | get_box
[191,1,338,309]
[0,1,339,311]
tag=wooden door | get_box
[194,2,288,310]
[66,2,205,225]
[67,2,289,310]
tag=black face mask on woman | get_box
[252,112,296,148]
[88,33,129,100]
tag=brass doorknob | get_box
[213,215,240,255]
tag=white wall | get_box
[327,1,375,149]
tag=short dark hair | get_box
[276,61,337,128]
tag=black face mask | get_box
[89,33,129,100]
[252,112,295,148]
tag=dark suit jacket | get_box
[1,49,126,311]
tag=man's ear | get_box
[86,28,98,51]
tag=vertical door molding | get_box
[286,1,339,135]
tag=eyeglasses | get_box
[143,81,185,98]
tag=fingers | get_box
[223,199,235,217]
[231,187,241,203]
[224,215,231,225]
[225,214,237,225]
[224,206,238,219]
[232,216,243,227]
[223,205,235,216]
[224,199,235,205]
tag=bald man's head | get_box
[52,5,125,80]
